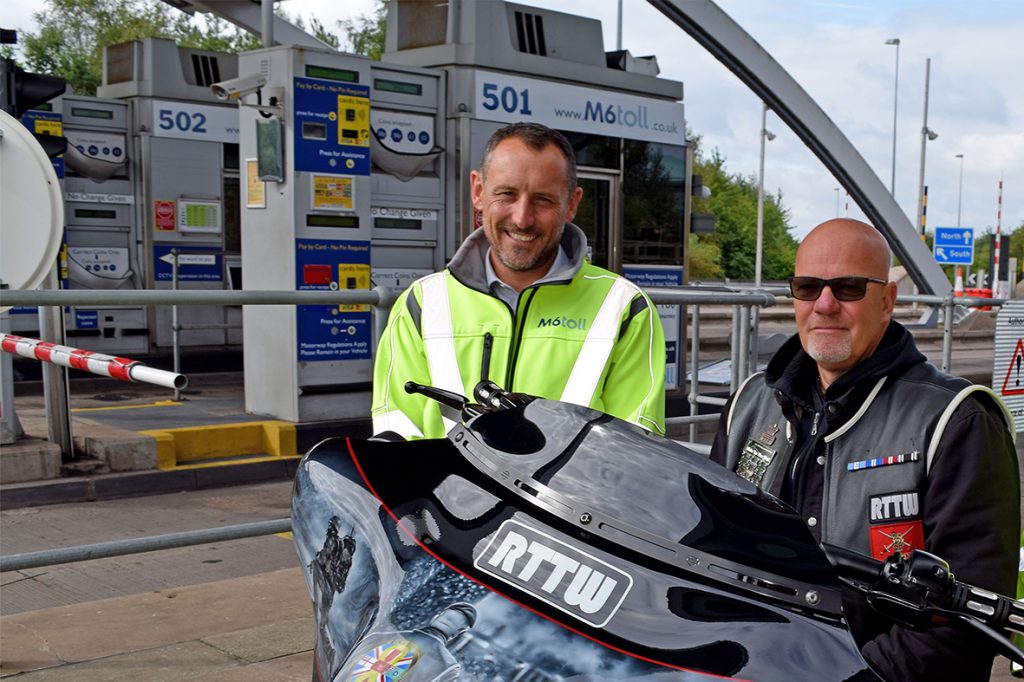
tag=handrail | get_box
[0,518,293,572]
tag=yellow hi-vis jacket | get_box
[371,224,666,440]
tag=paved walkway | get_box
[1,568,313,681]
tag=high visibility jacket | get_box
[372,225,665,439]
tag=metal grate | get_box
[513,10,547,56]
[189,54,222,87]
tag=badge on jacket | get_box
[868,491,924,559]
[737,438,776,487]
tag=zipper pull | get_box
[480,332,493,383]
[811,411,821,436]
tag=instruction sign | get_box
[623,265,682,391]
[993,300,1024,429]
[293,78,371,176]
[295,238,372,362]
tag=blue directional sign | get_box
[933,226,974,265]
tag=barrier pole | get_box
[0,334,187,391]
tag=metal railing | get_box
[1,284,1006,571]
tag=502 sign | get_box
[158,109,208,134]
[150,101,239,144]
[480,82,533,116]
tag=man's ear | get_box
[563,185,584,222]
[882,281,897,317]
[470,170,484,211]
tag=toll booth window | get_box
[374,218,421,231]
[71,107,113,120]
[74,208,117,220]
[223,176,241,253]
[305,65,359,83]
[374,78,422,96]
[223,142,239,171]
[622,140,685,265]
[566,133,619,170]
[307,215,360,229]
[302,122,327,140]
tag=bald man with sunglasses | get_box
[712,218,1018,681]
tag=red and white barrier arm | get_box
[1,334,187,391]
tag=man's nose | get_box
[813,284,841,312]
[510,196,534,227]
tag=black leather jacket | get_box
[712,321,1019,681]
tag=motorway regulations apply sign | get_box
[993,300,1024,430]
[933,226,974,264]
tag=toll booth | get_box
[383,0,688,390]
[96,38,243,353]
[59,95,142,353]
[237,47,446,421]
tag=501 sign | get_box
[481,82,533,116]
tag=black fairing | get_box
[292,398,876,682]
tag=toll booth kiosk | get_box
[238,46,446,421]
[383,0,688,390]
[59,96,143,353]
[97,38,243,353]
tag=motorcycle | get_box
[291,380,1024,681]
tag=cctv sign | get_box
[150,100,240,144]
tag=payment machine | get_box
[97,38,243,353]
[237,47,445,421]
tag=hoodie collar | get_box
[766,320,926,409]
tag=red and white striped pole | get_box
[995,177,1003,296]
[1,334,187,390]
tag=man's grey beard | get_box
[806,336,852,364]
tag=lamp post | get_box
[886,38,900,195]
[834,187,841,217]
[955,153,964,227]
[915,58,937,238]
[754,102,775,288]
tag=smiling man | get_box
[711,218,1019,681]
[372,123,665,440]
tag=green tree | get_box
[688,144,798,281]
[337,0,387,60]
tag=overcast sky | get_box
[6,0,1022,240]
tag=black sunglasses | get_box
[788,276,887,302]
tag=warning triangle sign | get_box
[1001,338,1024,396]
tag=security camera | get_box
[211,73,267,101]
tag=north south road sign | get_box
[933,226,974,265]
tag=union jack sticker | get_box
[349,639,420,681]
[869,520,925,560]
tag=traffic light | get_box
[1,57,67,118]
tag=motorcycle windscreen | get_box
[292,404,874,682]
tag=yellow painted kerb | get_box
[140,421,298,469]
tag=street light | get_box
[754,102,775,288]
[915,58,937,237]
[886,38,900,195]
[834,187,841,217]
[955,153,964,227]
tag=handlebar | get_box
[824,544,1024,665]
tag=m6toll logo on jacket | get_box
[536,316,588,330]
[474,519,633,628]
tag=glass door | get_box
[574,169,622,272]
